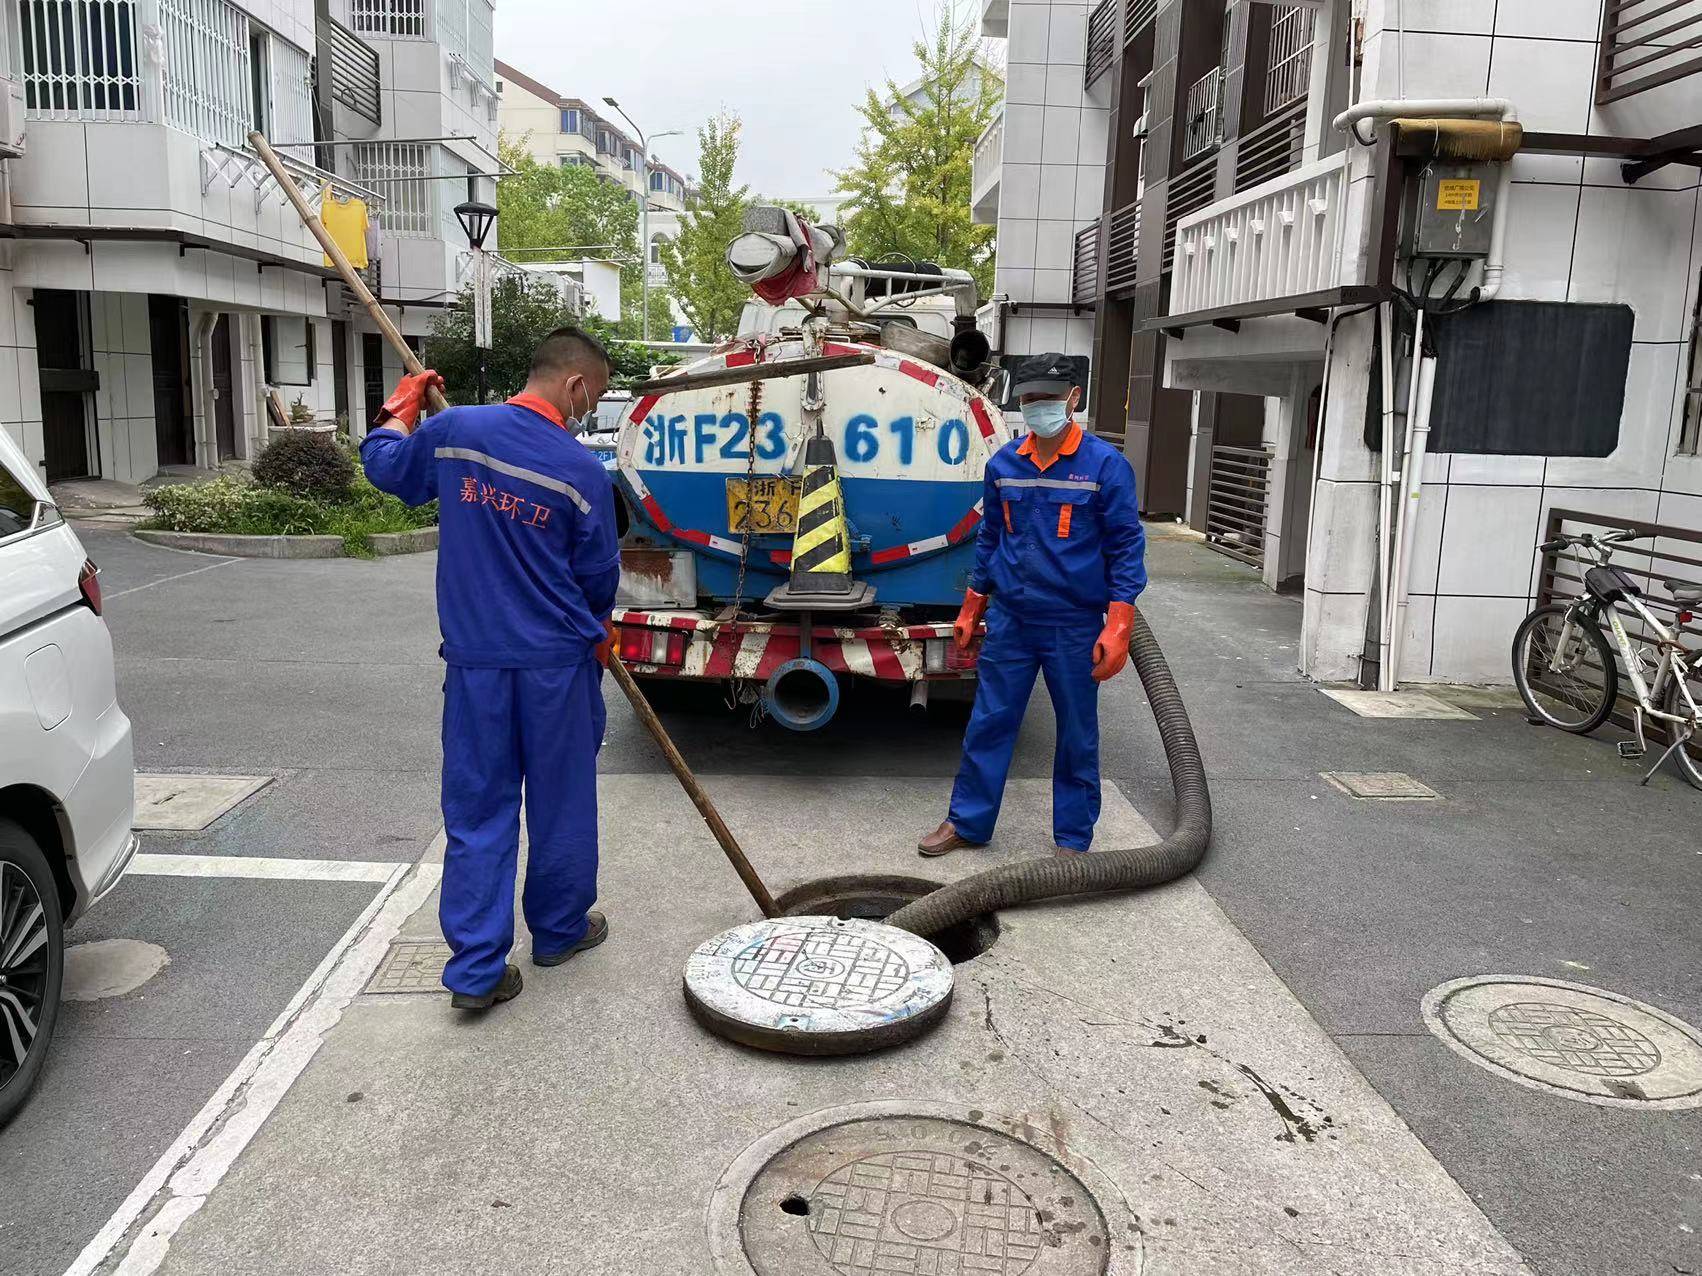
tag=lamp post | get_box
[603,97,680,342]
[454,199,498,402]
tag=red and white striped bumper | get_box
[611,611,980,684]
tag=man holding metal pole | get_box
[361,327,619,1011]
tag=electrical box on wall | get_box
[1405,162,1498,258]
[0,77,26,158]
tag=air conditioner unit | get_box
[0,76,26,158]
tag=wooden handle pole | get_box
[248,130,450,415]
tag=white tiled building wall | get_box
[1304,0,1702,684]
[993,0,1105,368]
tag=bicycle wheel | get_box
[1512,603,1618,733]
[1662,671,1702,791]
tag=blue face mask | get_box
[1021,399,1070,438]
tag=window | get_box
[262,316,314,386]
[1682,284,1702,455]
[495,79,502,93]
[353,141,433,237]
[18,0,143,118]
[561,107,579,133]
[649,235,664,265]
[0,453,54,540]
[351,0,425,36]
[248,30,270,133]
[650,171,664,191]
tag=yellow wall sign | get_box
[1436,179,1481,211]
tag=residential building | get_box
[0,0,499,484]
[493,61,691,214]
[982,0,1702,689]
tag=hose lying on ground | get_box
[886,607,1211,938]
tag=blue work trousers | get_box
[948,608,1103,852]
[439,661,606,996]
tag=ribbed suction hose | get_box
[886,608,1210,938]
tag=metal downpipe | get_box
[886,608,1211,938]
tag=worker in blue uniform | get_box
[362,327,620,1011]
[920,353,1147,858]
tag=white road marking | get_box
[65,837,445,1276]
[105,557,240,600]
[127,853,398,883]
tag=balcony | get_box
[1105,199,1141,293]
[1181,66,1225,162]
[1071,219,1101,306]
[1598,0,1702,104]
[971,106,1002,225]
[1165,153,1354,325]
[981,0,1008,38]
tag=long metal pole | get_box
[256,128,780,920]
[639,133,651,342]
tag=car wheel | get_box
[0,817,64,1127]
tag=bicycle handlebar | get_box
[1540,529,1650,553]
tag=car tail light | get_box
[617,625,686,667]
[78,559,103,616]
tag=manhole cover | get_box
[1423,975,1702,1108]
[133,773,271,830]
[683,917,952,1055]
[722,1108,1113,1276]
[364,940,452,994]
[1320,771,1442,800]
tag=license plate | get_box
[726,476,799,534]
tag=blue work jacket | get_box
[969,421,1147,626]
[362,394,620,668]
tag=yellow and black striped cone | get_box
[788,435,854,594]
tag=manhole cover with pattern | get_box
[684,918,952,1055]
[1423,975,1702,1108]
[738,1115,1109,1276]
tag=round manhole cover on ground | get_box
[1423,975,1702,1108]
[723,1109,1112,1276]
[683,917,953,1055]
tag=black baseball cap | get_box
[1011,352,1076,397]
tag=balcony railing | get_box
[1072,219,1101,306]
[971,106,1002,221]
[320,15,381,126]
[1105,198,1141,293]
[1181,66,1224,161]
[1163,154,1216,272]
[1598,0,1702,104]
[1085,0,1117,87]
[1235,98,1306,193]
[1123,0,1157,46]
[351,0,424,38]
[1206,446,1271,568]
[1167,153,1348,319]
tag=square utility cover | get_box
[133,773,272,830]
[1321,772,1443,801]
[1319,688,1479,721]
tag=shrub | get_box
[254,430,355,502]
[139,471,438,558]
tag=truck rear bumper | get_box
[611,610,980,684]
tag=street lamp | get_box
[603,96,680,342]
[454,199,499,402]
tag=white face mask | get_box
[565,378,596,436]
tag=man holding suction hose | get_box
[362,326,620,1012]
[919,352,1147,859]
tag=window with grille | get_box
[1264,5,1314,116]
[467,0,493,81]
[159,0,252,146]
[433,0,465,57]
[19,0,144,120]
[350,0,424,38]
[354,142,434,237]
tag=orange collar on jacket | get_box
[1016,419,1083,472]
[507,392,566,429]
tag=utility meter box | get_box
[1405,162,1498,258]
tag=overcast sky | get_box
[494,0,976,196]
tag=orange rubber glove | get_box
[953,588,990,651]
[375,369,445,433]
[595,618,615,668]
[1092,602,1136,682]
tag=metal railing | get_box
[1264,4,1314,115]
[320,15,380,126]
[1123,0,1157,46]
[1163,154,1217,273]
[1206,446,1270,568]
[1168,152,1347,317]
[1235,98,1306,192]
[353,141,435,237]
[1598,0,1702,105]
[1072,218,1101,306]
[1105,198,1141,292]
[18,0,146,120]
[1535,507,1702,758]
[160,0,251,148]
[972,106,1003,204]
[1086,0,1117,87]
[350,0,423,38]
[1181,66,1224,161]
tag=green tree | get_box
[494,134,672,339]
[658,111,752,342]
[423,275,660,402]
[833,4,1001,296]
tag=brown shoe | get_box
[918,820,986,857]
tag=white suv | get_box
[0,430,136,1125]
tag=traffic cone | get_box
[766,434,873,610]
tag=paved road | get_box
[2,526,1698,1275]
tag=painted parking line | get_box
[127,853,399,883]
[65,835,446,1276]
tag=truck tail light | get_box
[924,639,947,673]
[618,625,686,667]
[78,559,103,616]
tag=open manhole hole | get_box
[776,874,999,965]
[710,1103,1120,1275]
[1423,975,1702,1109]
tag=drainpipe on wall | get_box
[193,312,218,471]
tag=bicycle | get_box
[1511,529,1702,791]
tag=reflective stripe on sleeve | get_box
[434,447,591,514]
